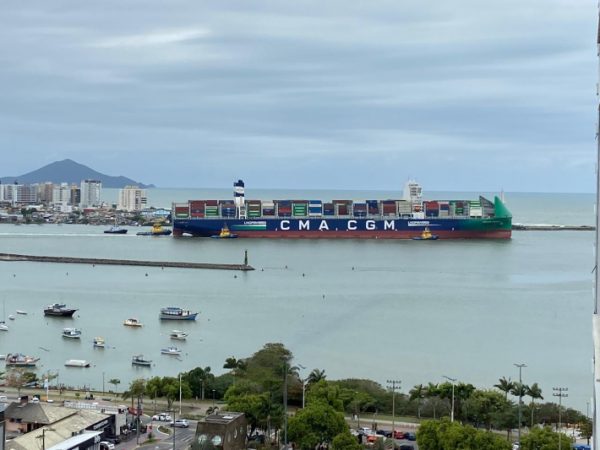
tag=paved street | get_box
[114,420,197,450]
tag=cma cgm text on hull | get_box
[172,180,512,239]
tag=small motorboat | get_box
[412,227,439,241]
[124,318,143,327]
[104,225,128,234]
[16,310,27,315]
[137,223,172,236]
[170,330,188,341]
[132,354,152,367]
[64,359,90,368]
[161,346,182,356]
[0,322,8,331]
[8,315,15,321]
[62,328,82,339]
[93,337,105,348]
[210,224,238,239]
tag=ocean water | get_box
[0,189,594,412]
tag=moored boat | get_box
[44,303,77,317]
[160,346,182,356]
[8,315,15,321]
[64,359,90,368]
[62,328,82,339]
[159,307,198,321]
[6,353,39,367]
[170,330,188,341]
[124,318,143,327]
[16,310,27,315]
[0,322,8,331]
[104,225,128,234]
[93,337,105,348]
[132,354,152,367]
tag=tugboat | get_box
[210,224,238,239]
[132,354,152,367]
[136,223,172,236]
[44,303,78,317]
[412,227,439,241]
[159,307,198,321]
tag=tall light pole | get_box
[514,363,526,444]
[283,361,289,449]
[593,8,600,449]
[297,364,307,408]
[443,376,457,422]
[179,373,182,416]
[387,380,401,439]
[553,387,568,450]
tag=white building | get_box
[52,183,71,204]
[118,185,147,212]
[79,180,101,208]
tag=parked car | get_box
[102,435,121,444]
[393,430,406,439]
[170,419,189,428]
[152,413,172,422]
[358,427,373,435]
[0,395,8,403]
[396,445,414,450]
[405,432,416,441]
[376,429,392,438]
[99,442,115,450]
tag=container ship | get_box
[172,180,512,239]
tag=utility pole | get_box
[443,376,457,422]
[283,361,289,449]
[387,380,401,439]
[179,373,182,416]
[594,7,600,450]
[136,395,141,445]
[514,363,526,444]
[553,387,568,450]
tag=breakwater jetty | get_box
[512,224,594,231]
[0,252,254,271]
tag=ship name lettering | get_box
[299,220,310,231]
[384,220,395,230]
[366,220,376,230]
[347,220,357,231]
[319,220,329,231]
[280,220,290,231]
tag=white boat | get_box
[8,315,15,321]
[124,318,143,327]
[93,337,105,348]
[170,330,188,341]
[64,359,90,368]
[16,310,27,315]
[62,328,82,339]
[132,354,152,367]
[0,322,8,332]
[160,346,182,356]
[0,355,6,360]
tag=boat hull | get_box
[45,310,77,317]
[173,217,512,239]
[104,229,128,234]
[159,313,198,321]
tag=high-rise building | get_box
[52,183,71,204]
[80,180,101,208]
[118,186,147,211]
[37,182,54,204]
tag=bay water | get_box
[0,189,594,412]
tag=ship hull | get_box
[173,217,512,239]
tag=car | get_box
[128,406,143,415]
[170,419,189,428]
[367,434,383,443]
[405,432,416,441]
[512,443,520,450]
[396,445,414,450]
[393,430,406,439]
[152,413,173,422]
[0,395,8,403]
[102,435,121,444]
[99,442,115,450]
[30,397,40,404]
[376,429,392,438]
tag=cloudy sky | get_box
[0,1,595,192]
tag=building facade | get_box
[80,180,102,208]
[118,186,147,212]
[192,412,247,450]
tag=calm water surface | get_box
[0,190,594,412]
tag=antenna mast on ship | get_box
[593,7,600,448]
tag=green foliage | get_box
[417,419,510,450]
[579,417,593,443]
[306,369,326,385]
[494,377,515,400]
[287,402,348,450]
[108,378,120,393]
[306,380,344,411]
[331,431,361,450]
[182,366,214,399]
[520,426,573,450]
[461,389,510,429]
[224,391,282,435]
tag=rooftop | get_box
[202,411,245,425]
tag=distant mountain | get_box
[0,159,155,188]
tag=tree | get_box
[417,419,510,450]
[183,366,214,399]
[122,378,146,408]
[520,426,573,450]
[307,369,326,385]
[494,377,515,401]
[331,431,361,450]
[161,376,192,410]
[526,382,543,427]
[287,402,348,450]
[462,389,509,429]
[578,417,593,445]
[306,380,344,411]
[108,378,121,393]
[409,384,426,419]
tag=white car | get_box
[152,413,173,422]
[99,442,115,450]
[170,419,189,428]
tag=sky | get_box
[0,1,596,192]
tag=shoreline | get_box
[513,224,594,231]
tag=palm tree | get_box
[494,377,515,401]
[409,384,426,419]
[108,378,120,394]
[425,382,440,419]
[526,383,543,427]
[306,369,326,385]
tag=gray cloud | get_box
[0,0,595,191]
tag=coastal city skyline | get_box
[0,1,594,193]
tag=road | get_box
[115,420,197,450]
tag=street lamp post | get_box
[553,387,568,450]
[387,380,401,439]
[212,389,216,406]
[514,363,526,444]
[443,376,457,422]
[297,364,307,409]
[179,373,182,416]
